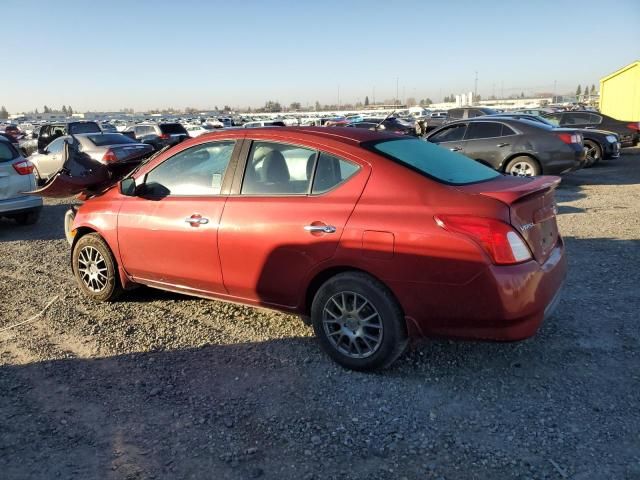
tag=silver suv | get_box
[0,137,42,225]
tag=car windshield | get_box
[367,138,500,185]
[85,133,137,146]
[69,123,101,134]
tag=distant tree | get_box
[425,98,433,105]
[214,105,219,112]
[264,100,281,112]
[476,95,481,101]
[576,85,582,96]
[289,102,301,111]
[35,108,39,114]
[68,106,73,115]
[43,105,50,113]
[590,84,596,94]
[314,100,321,111]
[520,92,525,98]
[62,106,68,115]
[0,106,8,119]
[406,97,417,107]
[364,96,369,106]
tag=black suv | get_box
[37,121,101,153]
[124,123,189,151]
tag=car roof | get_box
[233,126,399,145]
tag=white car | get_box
[184,124,208,137]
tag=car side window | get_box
[448,109,463,119]
[143,141,235,196]
[0,142,17,161]
[464,122,503,140]
[311,152,360,194]
[589,114,603,124]
[241,141,317,195]
[46,137,65,154]
[501,124,516,136]
[430,124,467,143]
[564,113,592,125]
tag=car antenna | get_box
[374,109,396,131]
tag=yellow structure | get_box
[599,61,640,121]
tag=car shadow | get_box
[0,202,75,242]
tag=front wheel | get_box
[505,156,541,177]
[72,233,122,302]
[311,272,408,371]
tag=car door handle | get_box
[497,143,510,147]
[304,224,336,234]
[185,215,209,226]
[449,147,462,152]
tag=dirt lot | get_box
[1,150,639,480]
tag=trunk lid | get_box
[459,175,561,263]
[108,143,153,163]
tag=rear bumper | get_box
[396,239,567,341]
[0,195,43,215]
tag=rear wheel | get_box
[505,156,541,177]
[311,272,408,371]
[72,233,122,302]
[583,140,602,167]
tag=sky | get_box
[1,0,639,113]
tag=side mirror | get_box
[120,177,137,196]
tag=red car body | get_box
[70,127,566,342]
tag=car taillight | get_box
[627,122,640,131]
[102,149,118,163]
[434,215,532,265]
[159,133,170,140]
[12,160,35,175]
[557,133,581,144]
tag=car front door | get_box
[218,140,368,308]
[35,136,67,179]
[461,121,512,169]
[117,140,240,294]
[427,123,468,153]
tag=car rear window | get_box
[0,141,18,161]
[160,123,188,134]
[86,133,137,146]
[69,123,101,134]
[367,138,500,185]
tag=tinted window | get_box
[144,141,235,196]
[465,122,503,139]
[85,133,136,146]
[68,123,101,134]
[0,141,17,161]
[563,113,592,125]
[46,137,66,154]
[589,113,603,124]
[429,124,467,143]
[448,109,463,119]
[501,124,516,135]
[311,153,360,194]
[160,123,187,134]
[368,138,499,185]
[468,109,485,118]
[241,141,315,195]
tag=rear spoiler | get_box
[460,175,561,206]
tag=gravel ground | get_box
[1,150,639,480]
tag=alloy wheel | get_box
[509,161,534,177]
[584,142,600,164]
[77,246,108,292]
[322,291,383,359]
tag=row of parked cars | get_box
[0,103,636,370]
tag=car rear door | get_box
[217,139,368,308]
[117,139,240,294]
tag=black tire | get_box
[583,140,602,167]
[72,233,122,302]
[504,156,541,177]
[311,272,408,371]
[12,210,40,225]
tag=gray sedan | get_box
[30,133,153,184]
[0,137,42,224]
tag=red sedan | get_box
[67,127,566,370]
